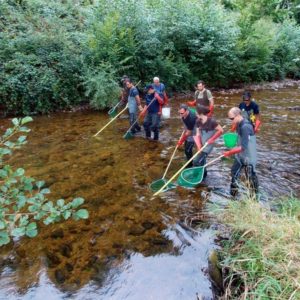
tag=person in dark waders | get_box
[126,79,143,134]
[187,80,214,117]
[177,104,197,168]
[142,85,164,141]
[231,91,261,133]
[223,107,259,197]
[193,105,223,178]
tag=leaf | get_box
[40,188,50,194]
[0,221,6,230]
[36,181,45,189]
[17,136,27,143]
[11,227,26,237]
[12,118,19,126]
[63,210,71,220]
[26,228,38,238]
[14,168,25,177]
[71,197,84,208]
[57,199,65,207]
[21,117,33,125]
[0,231,10,246]
[75,209,89,219]
[0,148,11,156]
[19,126,31,133]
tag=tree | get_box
[0,117,89,246]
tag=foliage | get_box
[217,197,300,299]
[0,117,89,246]
[1,0,300,114]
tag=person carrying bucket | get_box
[238,91,261,133]
[187,80,214,117]
[177,104,197,168]
[193,105,223,179]
[153,77,168,105]
[224,107,259,197]
[126,79,143,134]
[142,84,164,141]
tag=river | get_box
[0,84,299,300]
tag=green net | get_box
[223,133,238,149]
[177,167,204,188]
[123,131,134,140]
[108,107,118,118]
[149,178,176,193]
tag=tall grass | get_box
[217,196,300,299]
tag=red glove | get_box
[140,106,148,118]
[187,100,196,107]
[154,92,164,105]
[207,130,222,144]
[230,123,237,132]
[177,134,188,146]
[223,146,242,157]
[163,93,169,106]
[207,104,214,117]
[254,119,261,133]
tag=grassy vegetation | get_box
[217,196,300,299]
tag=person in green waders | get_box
[223,107,259,197]
[193,105,223,178]
[187,80,214,117]
[126,79,143,134]
[177,104,197,168]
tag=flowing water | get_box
[0,84,299,300]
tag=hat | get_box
[242,91,251,100]
[145,84,154,92]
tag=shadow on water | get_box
[0,84,299,299]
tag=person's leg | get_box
[230,158,243,197]
[143,114,151,138]
[193,152,208,178]
[184,140,194,168]
[129,113,137,134]
[245,165,259,196]
[152,114,160,141]
[134,111,141,132]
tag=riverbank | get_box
[212,195,300,299]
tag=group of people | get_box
[120,76,168,141]
[119,76,261,197]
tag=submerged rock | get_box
[208,250,223,294]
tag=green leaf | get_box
[26,222,37,230]
[11,227,26,237]
[75,209,89,219]
[21,117,33,125]
[12,118,19,127]
[36,181,45,189]
[0,148,11,156]
[17,136,27,143]
[63,210,71,220]
[71,197,84,208]
[17,196,27,209]
[0,231,10,246]
[0,221,6,230]
[41,188,50,194]
[0,169,8,178]
[57,199,65,207]
[19,126,30,133]
[43,216,54,225]
[26,228,38,238]
[14,168,25,177]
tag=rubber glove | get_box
[187,100,196,107]
[223,146,242,157]
[207,130,222,144]
[177,134,188,146]
[230,123,237,132]
[254,119,261,133]
[154,92,164,105]
[207,104,214,117]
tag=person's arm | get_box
[207,124,223,144]
[207,90,214,117]
[177,129,191,146]
[154,92,164,105]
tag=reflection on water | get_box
[0,84,299,299]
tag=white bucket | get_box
[162,107,171,119]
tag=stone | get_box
[46,252,61,268]
[55,269,66,284]
[50,229,64,239]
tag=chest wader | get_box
[143,113,160,140]
[196,90,210,107]
[128,94,141,134]
[184,125,197,168]
[230,135,259,197]
[193,129,216,178]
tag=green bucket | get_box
[223,133,238,149]
[149,178,176,193]
[189,107,196,114]
[108,107,118,118]
[177,167,204,188]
